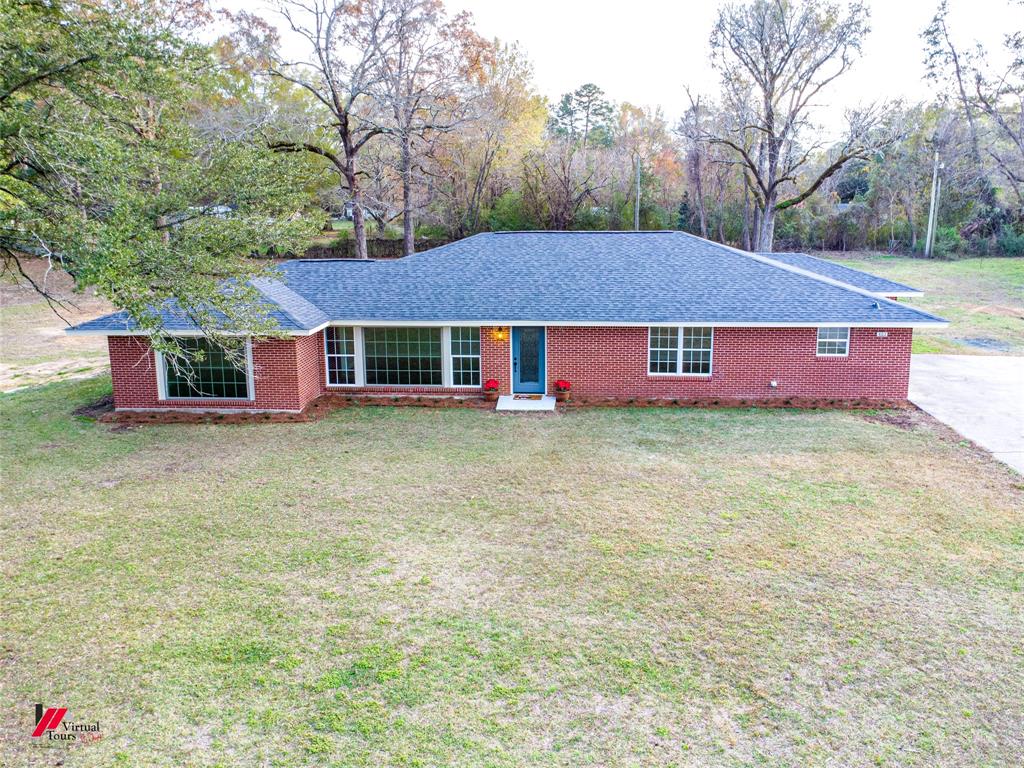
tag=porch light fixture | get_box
[491,326,509,342]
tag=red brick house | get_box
[68,232,946,413]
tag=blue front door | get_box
[512,326,545,393]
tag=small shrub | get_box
[996,226,1024,256]
[932,226,964,259]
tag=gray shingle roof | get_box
[68,231,946,334]
[67,294,314,334]
[759,251,923,296]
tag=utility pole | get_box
[634,155,641,230]
[924,150,940,258]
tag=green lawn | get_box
[2,377,1022,767]
[827,254,1024,354]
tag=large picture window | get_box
[162,338,251,399]
[648,327,713,376]
[450,327,481,386]
[816,327,850,356]
[363,327,443,385]
[325,327,357,385]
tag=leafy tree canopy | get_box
[1,0,322,356]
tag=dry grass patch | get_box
[1,376,1022,767]
[827,254,1024,355]
[1,261,112,391]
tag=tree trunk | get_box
[692,153,708,238]
[344,158,368,260]
[401,133,414,257]
[756,205,776,251]
[742,183,752,251]
[903,201,917,251]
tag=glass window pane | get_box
[648,327,679,374]
[325,327,357,385]
[449,327,481,387]
[680,327,713,374]
[364,328,443,385]
[164,338,249,399]
[817,327,849,355]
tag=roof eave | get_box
[875,291,925,298]
[66,318,949,337]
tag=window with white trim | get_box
[162,338,251,399]
[363,327,443,385]
[681,327,713,374]
[649,327,679,373]
[816,327,850,356]
[450,327,481,386]
[325,327,357,385]
[648,327,713,375]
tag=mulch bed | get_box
[86,392,913,426]
[561,396,912,410]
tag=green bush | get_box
[931,226,964,259]
[996,226,1024,256]
[966,235,993,256]
[414,223,449,240]
[485,191,538,231]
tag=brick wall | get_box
[108,336,315,412]
[481,327,511,395]
[107,325,912,412]
[545,326,912,401]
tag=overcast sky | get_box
[225,0,1022,136]
[443,0,1021,135]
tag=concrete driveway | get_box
[910,355,1024,474]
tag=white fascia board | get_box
[64,328,317,337]
[318,320,949,329]
[68,318,949,336]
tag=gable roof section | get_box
[68,231,946,335]
[758,251,923,297]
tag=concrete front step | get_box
[495,394,557,412]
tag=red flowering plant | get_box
[483,379,500,392]
[554,379,572,392]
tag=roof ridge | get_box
[672,232,945,324]
[396,231,492,260]
[492,230,679,234]
[251,274,327,329]
[756,250,921,294]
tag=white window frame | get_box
[648,326,680,375]
[648,326,713,377]
[329,326,482,388]
[448,326,482,389]
[156,339,255,401]
[362,326,446,388]
[816,327,850,357]
[324,326,364,387]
